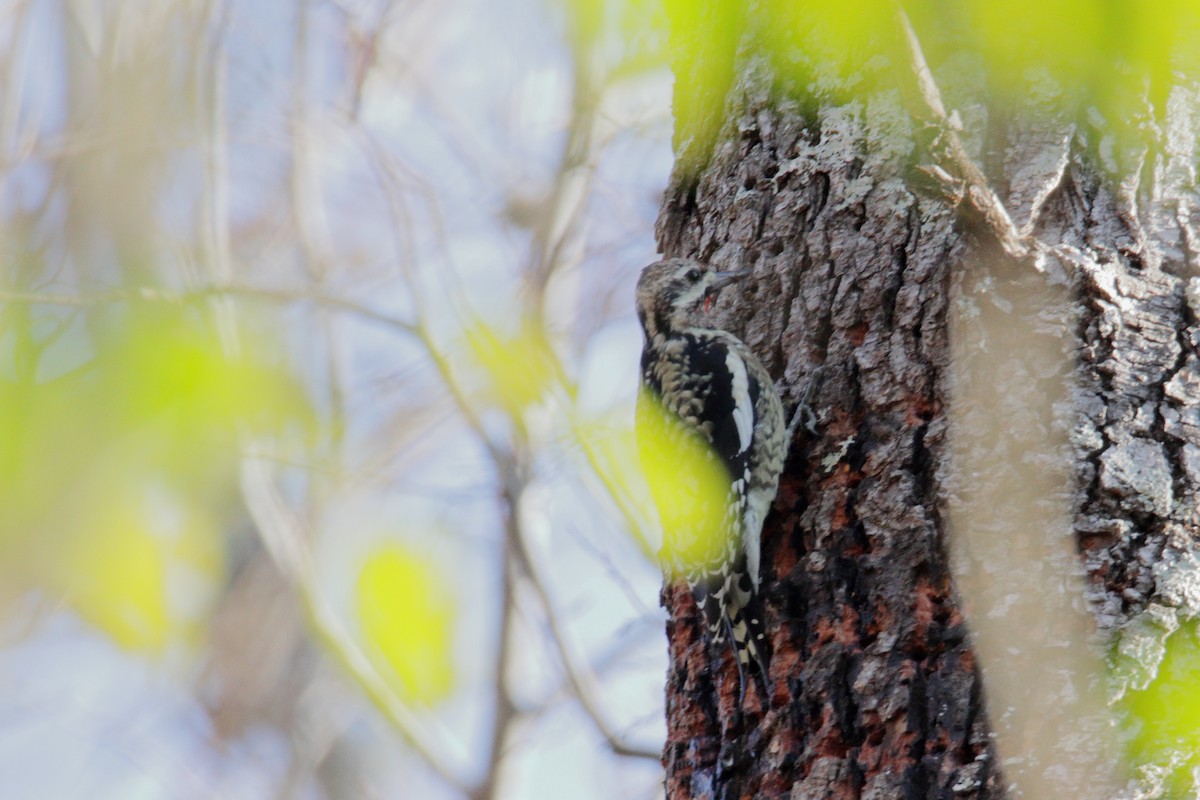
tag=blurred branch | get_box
[357,131,510,467]
[0,0,35,165]
[365,130,659,767]
[0,285,418,334]
[185,17,469,786]
[469,505,518,800]
[324,0,403,117]
[892,5,1022,254]
[571,422,658,564]
[197,3,232,287]
[525,96,597,306]
[570,522,657,618]
[289,0,335,282]
[239,455,472,793]
[508,513,659,761]
[196,1,246,370]
[291,0,350,450]
[356,125,474,319]
[350,29,659,764]
[523,47,603,315]
[358,118,533,795]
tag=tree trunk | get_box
[655,6,1200,800]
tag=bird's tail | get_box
[696,564,771,700]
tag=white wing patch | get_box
[725,350,753,454]
[744,488,762,590]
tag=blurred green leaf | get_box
[356,545,456,705]
[103,310,310,442]
[1118,620,1200,796]
[968,0,1106,92]
[659,0,1200,172]
[661,0,743,172]
[0,305,309,652]
[636,387,734,579]
[571,410,658,559]
[574,413,643,505]
[56,481,223,652]
[761,0,893,98]
[463,314,562,415]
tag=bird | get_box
[635,257,788,699]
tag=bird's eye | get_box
[685,268,702,282]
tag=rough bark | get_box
[657,61,1000,800]
[654,12,1200,800]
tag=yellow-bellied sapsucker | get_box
[635,258,787,698]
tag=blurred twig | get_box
[0,0,35,170]
[0,285,418,334]
[352,12,663,766]
[570,418,659,563]
[239,456,472,792]
[366,118,661,774]
[468,497,519,800]
[508,512,659,761]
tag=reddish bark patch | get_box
[812,604,860,647]
[868,594,895,637]
[911,576,945,646]
[809,704,851,760]
[858,717,919,774]
[906,393,941,426]
[768,637,802,707]
[769,532,799,576]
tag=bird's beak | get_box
[701,270,746,312]
[708,270,747,292]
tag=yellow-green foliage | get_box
[636,388,733,579]
[463,314,562,416]
[1118,620,1200,797]
[761,0,895,98]
[0,307,307,653]
[661,0,1200,171]
[661,0,743,170]
[355,545,456,705]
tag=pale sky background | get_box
[0,0,676,797]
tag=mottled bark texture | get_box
[654,10,1200,800]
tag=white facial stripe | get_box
[674,278,708,309]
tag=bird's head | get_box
[635,258,743,339]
